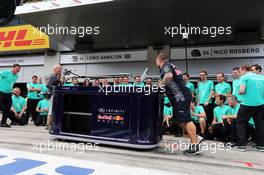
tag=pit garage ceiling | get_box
[16,0,264,51]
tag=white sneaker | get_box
[197,135,205,144]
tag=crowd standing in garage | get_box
[0,57,263,152]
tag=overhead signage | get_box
[0,55,44,67]
[171,44,264,60]
[0,25,49,52]
[15,0,114,15]
[60,50,148,64]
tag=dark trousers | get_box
[247,124,256,142]
[230,119,237,143]
[194,122,202,135]
[201,103,214,124]
[35,114,47,126]
[236,104,264,146]
[0,92,12,124]
[26,99,40,122]
[9,111,26,125]
[211,123,230,142]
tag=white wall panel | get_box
[22,66,44,83]
[173,58,252,75]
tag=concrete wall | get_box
[43,52,61,77]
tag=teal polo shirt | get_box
[198,80,214,104]
[164,96,172,116]
[133,82,145,87]
[215,82,231,96]
[37,99,50,116]
[232,78,243,102]
[0,70,18,93]
[240,72,264,106]
[186,81,195,93]
[191,105,205,123]
[12,95,26,113]
[120,83,133,86]
[164,106,173,116]
[214,105,233,122]
[232,103,240,115]
[39,84,48,99]
[27,82,41,99]
[64,83,79,86]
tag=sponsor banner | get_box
[0,25,49,52]
[15,0,114,15]
[0,55,44,67]
[60,50,148,64]
[171,44,264,60]
[97,108,125,125]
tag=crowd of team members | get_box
[1,63,263,151]
[164,64,264,150]
[0,69,154,128]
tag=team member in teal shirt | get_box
[35,93,50,126]
[120,76,132,86]
[223,96,241,143]
[215,72,231,97]
[183,73,195,97]
[163,96,173,129]
[9,87,27,126]
[65,78,79,86]
[224,96,256,145]
[26,75,42,124]
[40,83,48,99]
[38,77,48,99]
[92,79,101,87]
[234,65,264,152]
[209,95,233,142]
[232,67,243,102]
[197,71,215,124]
[0,64,21,127]
[133,75,144,87]
[213,95,233,124]
[190,101,206,137]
